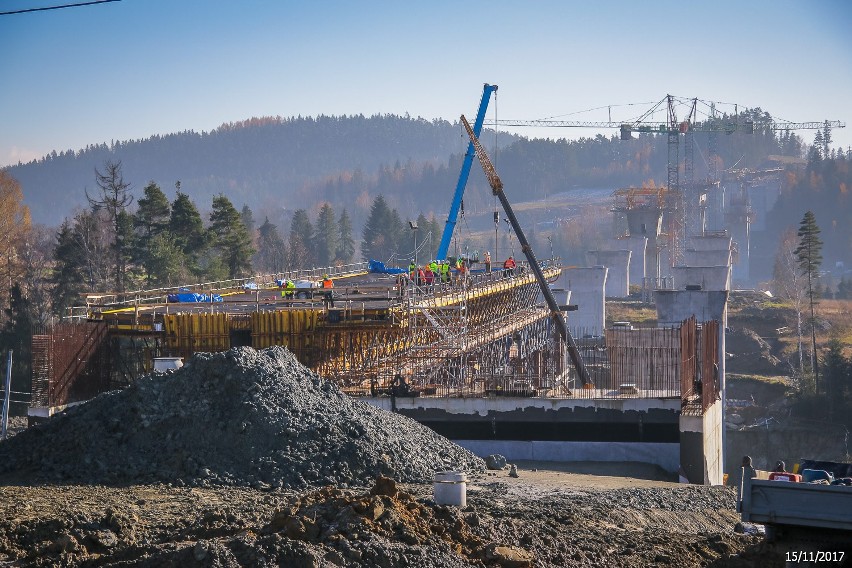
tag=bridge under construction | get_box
[33,261,582,409]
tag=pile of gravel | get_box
[0,346,484,488]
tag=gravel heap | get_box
[0,346,484,488]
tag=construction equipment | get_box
[460,114,592,387]
[436,83,498,261]
[494,96,845,267]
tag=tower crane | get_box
[492,94,845,264]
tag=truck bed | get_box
[739,475,852,532]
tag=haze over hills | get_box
[4,108,835,270]
[7,114,495,227]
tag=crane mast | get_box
[436,84,497,261]
[460,114,592,387]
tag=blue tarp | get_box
[167,292,223,303]
[369,259,406,275]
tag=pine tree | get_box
[51,221,89,314]
[812,130,824,161]
[209,194,255,278]
[255,217,287,273]
[134,182,172,284]
[144,233,189,287]
[314,203,339,267]
[289,209,314,269]
[337,209,355,264]
[822,121,832,159]
[359,195,406,263]
[169,190,206,275]
[240,205,255,237]
[795,210,824,390]
[135,182,171,239]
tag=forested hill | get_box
[5,109,801,228]
[7,114,497,226]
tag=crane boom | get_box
[436,84,497,261]
[460,114,592,387]
[492,118,845,133]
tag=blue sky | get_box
[1,0,850,168]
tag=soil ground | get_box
[0,460,810,567]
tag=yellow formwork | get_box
[163,312,231,356]
[163,310,322,359]
[251,310,319,352]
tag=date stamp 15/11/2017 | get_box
[786,550,846,564]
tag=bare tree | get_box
[773,228,807,378]
[86,161,134,292]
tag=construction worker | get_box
[319,274,333,307]
[424,264,435,286]
[416,266,425,287]
[440,261,451,284]
[484,251,492,273]
[503,255,516,277]
[281,279,296,302]
[455,258,467,285]
[408,260,417,281]
[429,259,438,277]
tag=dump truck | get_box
[737,460,852,548]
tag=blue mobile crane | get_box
[435,83,498,261]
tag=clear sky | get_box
[1,0,850,168]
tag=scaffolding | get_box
[34,260,720,408]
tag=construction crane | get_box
[460,114,592,387]
[493,94,845,265]
[436,83,498,261]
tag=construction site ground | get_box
[0,459,802,567]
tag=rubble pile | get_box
[256,476,518,567]
[0,346,484,488]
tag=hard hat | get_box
[324,274,329,278]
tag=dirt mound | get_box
[0,346,484,488]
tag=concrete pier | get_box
[563,266,607,337]
[624,236,647,288]
[684,249,732,268]
[671,265,731,291]
[586,249,631,298]
[624,208,662,282]
[654,289,728,485]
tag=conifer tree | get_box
[51,221,88,315]
[337,209,355,264]
[289,209,314,269]
[255,217,287,273]
[361,195,396,262]
[795,210,823,389]
[314,203,339,267]
[169,189,206,275]
[209,194,254,278]
[133,182,171,284]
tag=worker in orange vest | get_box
[503,255,516,277]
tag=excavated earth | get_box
[0,347,819,566]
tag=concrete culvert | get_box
[0,346,484,488]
